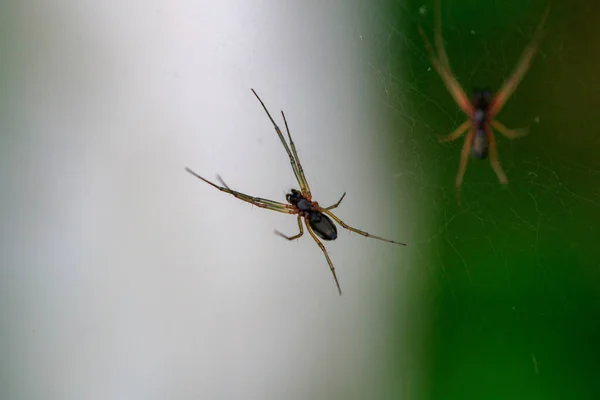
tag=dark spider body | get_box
[286,189,337,241]
[308,212,338,241]
[471,89,491,160]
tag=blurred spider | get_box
[186,89,406,295]
[419,0,550,203]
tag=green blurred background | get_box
[369,0,600,398]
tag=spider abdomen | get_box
[296,198,312,212]
[308,212,338,241]
[471,129,489,160]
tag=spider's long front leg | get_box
[433,0,452,73]
[489,5,551,117]
[305,219,342,295]
[492,120,528,139]
[487,127,508,185]
[250,89,309,196]
[275,215,304,240]
[185,167,296,214]
[438,119,470,143]
[418,28,473,117]
[281,111,311,197]
[320,209,407,246]
[325,192,346,210]
[455,129,475,205]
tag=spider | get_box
[418,0,550,204]
[185,89,406,295]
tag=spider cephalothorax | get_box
[286,189,311,210]
[472,88,492,117]
[186,89,406,294]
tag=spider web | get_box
[358,0,600,280]
[354,0,600,397]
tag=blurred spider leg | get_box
[320,209,407,246]
[487,128,508,185]
[325,192,346,210]
[215,175,233,190]
[489,5,551,117]
[185,167,295,214]
[275,215,304,240]
[438,119,470,143]
[455,129,475,205]
[281,111,311,197]
[250,89,307,193]
[492,120,528,139]
[418,26,474,117]
[305,220,342,295]
[492,120,529,139]
[434,0,452,71]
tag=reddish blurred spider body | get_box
[419,0,550,203]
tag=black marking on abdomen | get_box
[308,212,337,241]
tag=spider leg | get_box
[418,27,474,117]
[487,127,508,185]
[305,218,342,295]
[455,129,475,205]
[489,5,550,117]
[250,89,309,195]
[275,215,304,240]
[434,0,452,73]
[438,119,470,143]
[281,111,311,197]
[185,167,296,214]
[492,120,528,139]
[325,192,346,210]
[320,209,407,246]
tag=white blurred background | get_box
[1,1,421,399]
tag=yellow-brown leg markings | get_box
[320,209,407,246]
[492,120,528,139]
[489,5,551,117]
[325,192,346,210]
[281,111,311,197]
[305,219,342,295]
[438,119,471,143]
[185,167,295,214]
[275,215,304,240]
[487,128,508,185]
[250,89,307,193]
[216,175,297,211]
